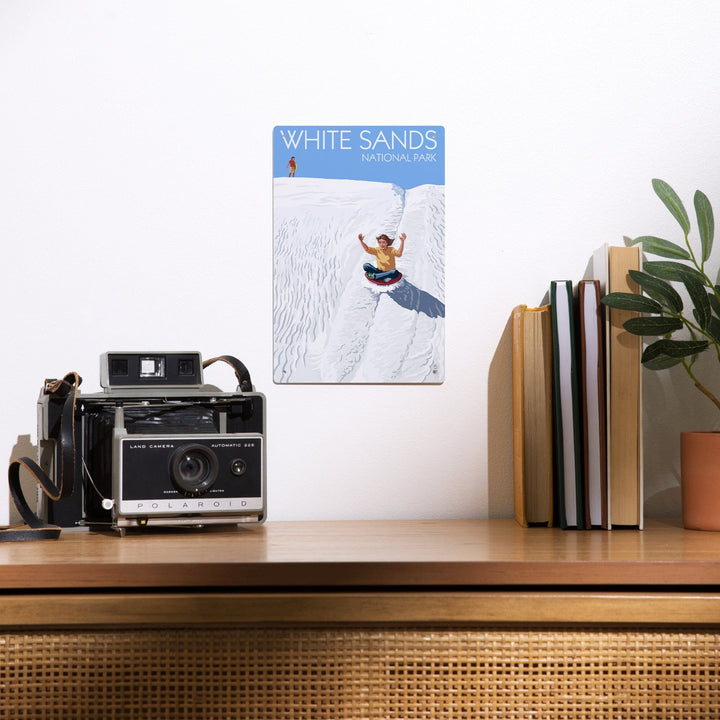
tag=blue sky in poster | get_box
[273,126,444,189]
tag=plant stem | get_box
[686,228,720,313]
[664,309,720,364]
[682,360,720,411]
[693,381,720,412]
[685,230,700,268]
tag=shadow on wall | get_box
[485,304,690,522]
[8,434,37,524]
[488,239,720,523]
[642,353,720,517]
[486,288,720,522]
[487,313,514,519]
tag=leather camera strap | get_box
[1,372,81,542]
[202,355,253,392]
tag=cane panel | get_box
[0,626,718,719]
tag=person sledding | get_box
[359,232,406,284]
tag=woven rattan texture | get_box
[0,626,718,719]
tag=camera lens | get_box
[170,444,219,497]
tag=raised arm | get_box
[358,233,370,252]
[396,232,406,257]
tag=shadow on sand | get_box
[387,279,445,318]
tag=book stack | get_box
[512,244,643,529]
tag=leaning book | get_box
[512,304,554,527]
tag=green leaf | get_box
[623,316,683,335]
[684,275,712,329]
[708,316,720,345]
[710,292,720,319]
[694,190,714,262]
[643,354,685,371]
[643,260,707,284]
[629,235,691,260]
[652,178,691,235]
[601,292,662,313]
[628,270,683,313]
[623,317,683,335]
[642,338,709,362]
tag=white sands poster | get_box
[273,126,445,384]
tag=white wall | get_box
[2,0,720,525]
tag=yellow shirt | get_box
[365,245,398,271]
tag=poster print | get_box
[273,126,445,384]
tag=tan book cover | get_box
[512,304,554,526]
[606,245,643,527]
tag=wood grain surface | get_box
[0,518,718,590]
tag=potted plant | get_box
[602,179,720,529]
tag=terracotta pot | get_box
[681,432,720,531]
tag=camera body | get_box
[37,352,266,533]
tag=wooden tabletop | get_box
[0,518,718,591]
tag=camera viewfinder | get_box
[110,358,129,377]
[139,356,166,378]
[178,358,195,376]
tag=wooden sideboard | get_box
[1,518,718,718]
